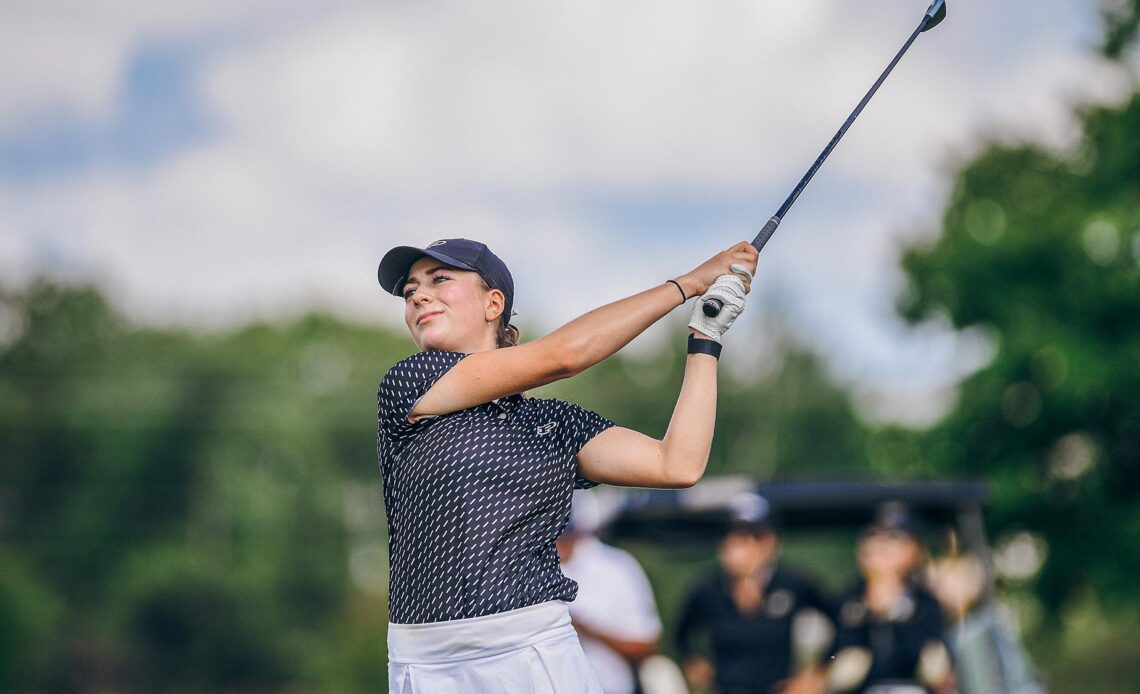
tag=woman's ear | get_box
[484,289,506,323]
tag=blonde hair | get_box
[479,278,519,348]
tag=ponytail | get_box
[497,321,520,348]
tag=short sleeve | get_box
[554,401,615,489]
[377,350,466,439]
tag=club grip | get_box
[702,216,780,317]
[752,215,782,252]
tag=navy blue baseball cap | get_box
[378,238,515,324]
[863,501,924,539]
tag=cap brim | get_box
[728,518,778,535]
[862,523,920,539]
[377,246,480,296]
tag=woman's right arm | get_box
[411,242,758,420]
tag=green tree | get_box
[1102,0,1140,58]
[895,93,1140,617]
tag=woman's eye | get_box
[402,287,416,300]
[433,274,451,284]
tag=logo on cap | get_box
[427,240,447,248]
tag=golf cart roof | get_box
[605,478,988,545]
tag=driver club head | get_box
[922,0,948,32]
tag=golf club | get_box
[703,0,947,318]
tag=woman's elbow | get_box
[674,471,705,489]
[663,461,706,489]
[539,349,577,381]
[548,341,590,378]
[514,344,578,383]
[527,334,587,379]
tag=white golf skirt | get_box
[387,601,603,693]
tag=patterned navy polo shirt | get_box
[377,350,615,625]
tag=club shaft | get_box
[752,17,929,251]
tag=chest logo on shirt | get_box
[536,421,558,436]
[765,589,795,619]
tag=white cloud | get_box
[191,0,1128,196]
[200,0,922,194]
[0,0,295,133]
[0,11,128,132]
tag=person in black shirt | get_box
[376,237,759,692]
[826,503,954,694]
[675,494,833,694]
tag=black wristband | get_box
[666,279,688,304]
[687,334,722,360]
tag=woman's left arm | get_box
[575,331,719,489]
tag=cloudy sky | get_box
[0,0,1130,423]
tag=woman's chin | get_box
[416,324,486,353]
[418,330,457,353]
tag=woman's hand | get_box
[683,657,715,691]
[687,272,748,343]
[674,242,760,299]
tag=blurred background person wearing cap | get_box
[674,494,834,694]
[825,502,954,694]
[558,490,665,694]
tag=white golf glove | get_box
[688,264,750,343]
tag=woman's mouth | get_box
[416,310,443,326]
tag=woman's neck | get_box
[427,329,498,354]
[458,335,499,353]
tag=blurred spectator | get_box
[675,493,833,694]
[826,502,953,694]
[558,490,663,694]
[927,551,1044,694]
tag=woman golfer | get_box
[376,237,758,692]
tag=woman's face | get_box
[402,256,503,352]
[857,530,921,578]
[718,530,778,578]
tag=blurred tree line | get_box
[0,284,405,689]
[0,281,867,690]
